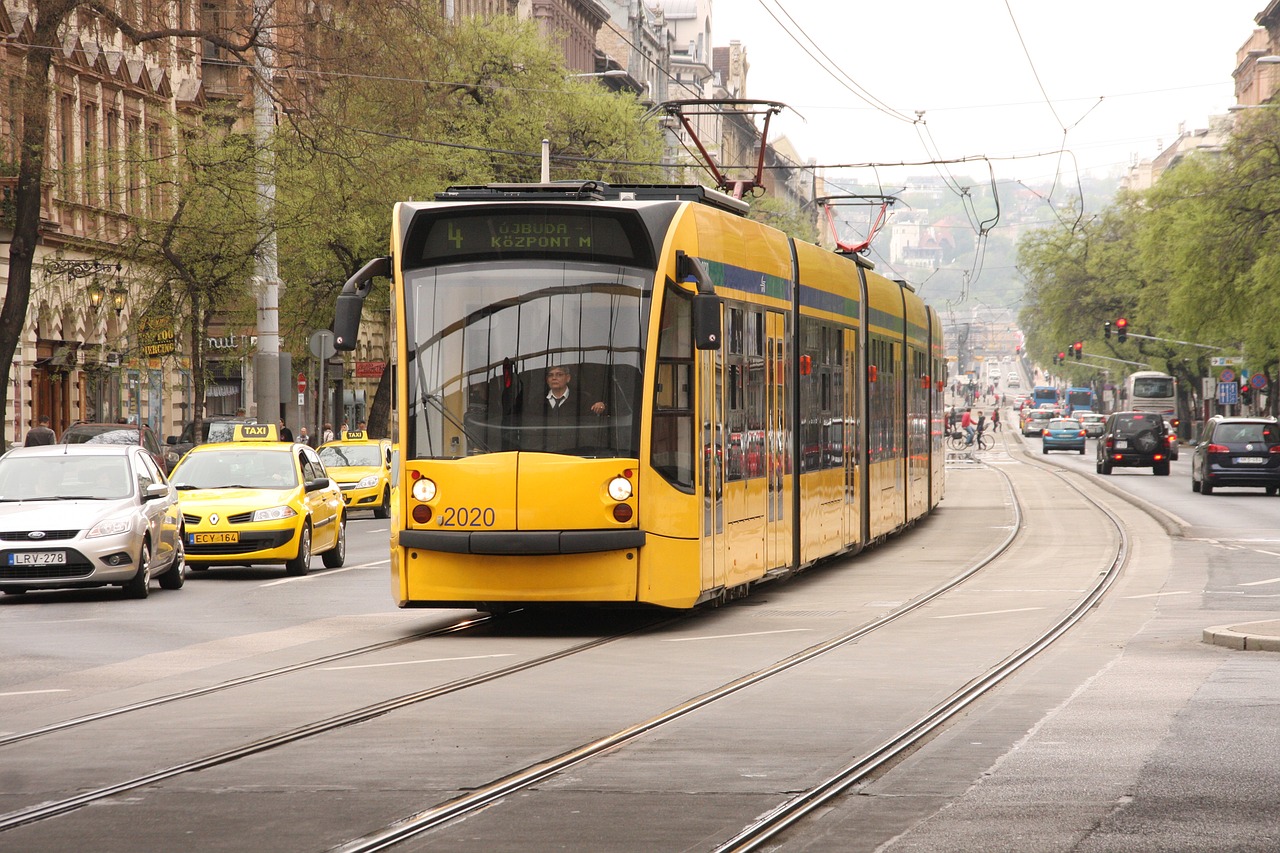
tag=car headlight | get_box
[357,475,380,489]
[251,505,299,523]
[87,518,132,538]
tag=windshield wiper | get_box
[423,393,491,454]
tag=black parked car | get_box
[1191,416,1280,495]
[1097,411,1170,476]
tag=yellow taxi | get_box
[169,423,345,575]
[317,430,393,518]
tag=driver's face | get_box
[546,369,570,393]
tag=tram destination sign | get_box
[411,210,647,267]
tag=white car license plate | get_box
[1115,439,1127,449]
[1234,457,1266,465]
[7,551,66,566]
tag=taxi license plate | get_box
[8,551,66,566]
[191,532,239,544]
[1234,457,1266,465]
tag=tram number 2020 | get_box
[437,506,496,528]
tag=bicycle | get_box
[948,429,993,452]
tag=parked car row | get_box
[0,423,394,599]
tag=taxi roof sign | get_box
[235,423,279,442]
[342,430,368,441]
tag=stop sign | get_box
[297,372,307,394]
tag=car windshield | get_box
[0,454,133,501]
[319,445,383,467]
[171,449,299,490]
[1116,413,1162,432]
[1218,423,1280,444]
[1049,420,1080,430]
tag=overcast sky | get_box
[713,0,1265,187]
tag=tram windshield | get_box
[404,261,651,459]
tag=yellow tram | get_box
[334,181,945,611]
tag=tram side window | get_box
[652,288,695,491]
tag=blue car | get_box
[1042,418,1086,454]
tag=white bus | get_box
[1123,371,1176,416]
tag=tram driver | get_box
[524,365,607,453]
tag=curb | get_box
[1202,623,1280,652]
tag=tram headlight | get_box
[411,477,437,502]
[607,476,633,501]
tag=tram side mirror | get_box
[693,292,722,350]
[334,256,390,352]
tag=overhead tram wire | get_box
[752,0,915,125]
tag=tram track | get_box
[0,615,492,749]
[715,449,1131,850]
[3,430,1125,851]
[0,613,675,833]
[329,435,1131,852]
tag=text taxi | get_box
[168,423,345,575]
[317,430,393,519]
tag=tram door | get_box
[765,311,791,571]
[700,341,726,594]
[842,328,859,546]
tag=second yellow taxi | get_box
[317,430,393,519]
[169,423,346,575]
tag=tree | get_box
[1,0,268,451]
[119,106,268,446]
[268,8,665,434]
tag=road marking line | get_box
[933,607,1044,619]
[258,560,389,587]
[323,654,514,671]
[1239,576,1280,587]
[0,689,70,698]
[663,629,813,642]
[1125,590,1193,599]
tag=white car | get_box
[0,444,185,598]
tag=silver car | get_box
[0,444,185,598]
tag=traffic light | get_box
[1115,317,1128,343]
[1103,321,1112,339]
[1073,342,1083,360]
[1057,351,1066,364]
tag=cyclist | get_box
[962,408,975,445]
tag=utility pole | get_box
[252,0,281,428]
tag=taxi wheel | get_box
[159,535,186,590]
[124,542,152,599]
[374,488,391,519]
[322,516,347,569]
[285,524,312,576]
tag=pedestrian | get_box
[24,415,56,446]
[298,426,311,447]
[322,423,334,444]
[991,408,1001,432]
[976,411,986,440]
[278,419,294,442]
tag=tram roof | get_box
[433,181,751,216]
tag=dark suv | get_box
[1097,411,1170,476]
[1191,416,1280,495]
[165,417,256,468]
[60,422,170,474]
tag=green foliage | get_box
[747,195,818,243]
[271,8,666,354]
[1018,111,1280,411]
